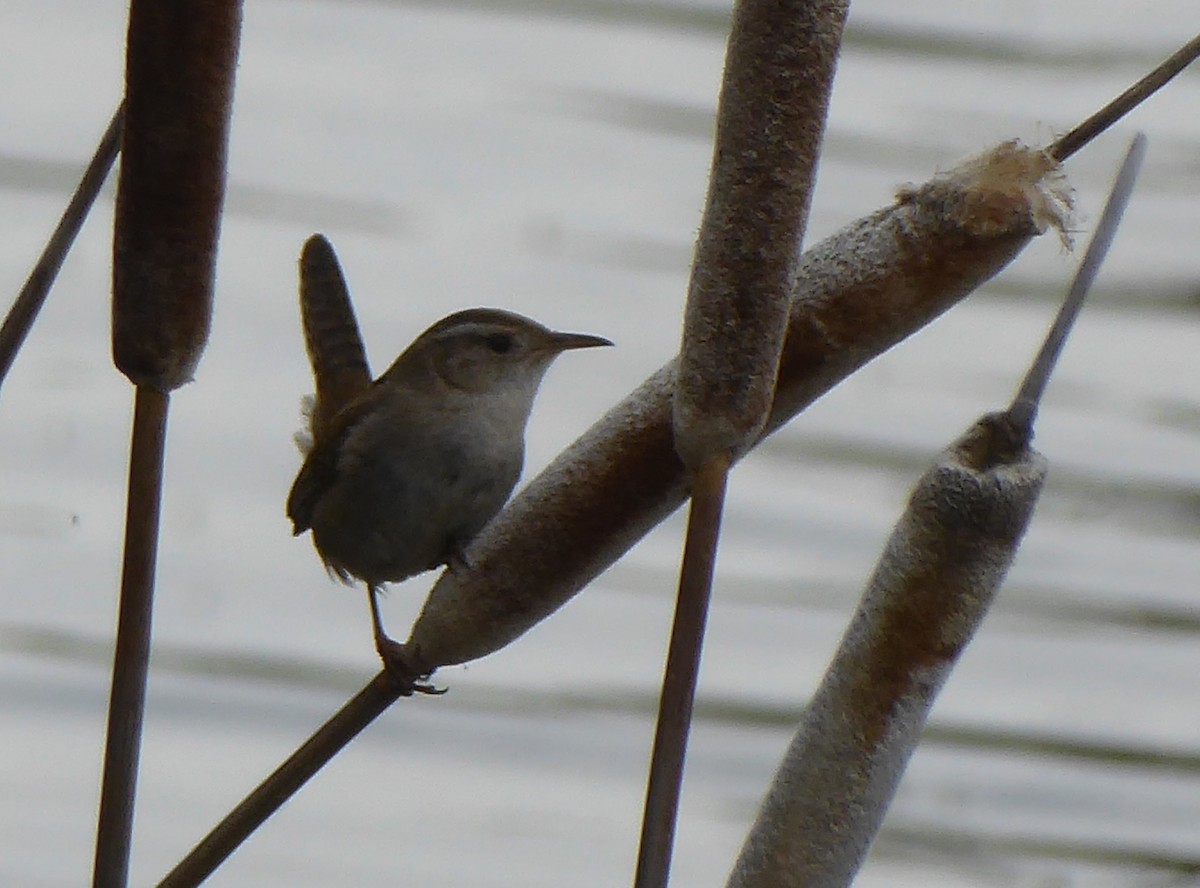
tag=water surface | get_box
[1,1,1198,885]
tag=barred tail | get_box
[299,234,372,441]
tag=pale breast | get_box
[309,392,525,586]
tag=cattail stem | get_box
[653,2,847,881]
[1049,33,1200,161]
[156,670,413,888]
[93,387,169,888]
[1008,133,1147,432]
[635,454,730,888]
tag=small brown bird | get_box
[287,235,611,673]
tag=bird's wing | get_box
[285,445,329,535]
[286,385,390,535]
[299,234,373,444]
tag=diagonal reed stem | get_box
[157,670,409,888]
[0,103,123,390]
[1049,33,1200,161]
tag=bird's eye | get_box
[484,332,515,354]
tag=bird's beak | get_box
[548,331,614,352]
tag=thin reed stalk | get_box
[92,387,169,888]
[0,104,123,389]
[635,454,730,888]
[157,671,411,888]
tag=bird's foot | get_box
[375,635,445,696]
[442,540,474,573]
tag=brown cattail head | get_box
[111,0,243,391]
[768,139,1071,433]
[407,139,1072,669]
[727,415,1047,888]
[726,138,1147,888]
[673,0,849,469]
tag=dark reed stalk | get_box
[93,2,242,886]
[0,104,123,389]
[640,0,849,884]
[635,453,730,888]
[155,38,1193,886]
[1009,134,1149,432]
[93,386,168,888]
[1049,34,1200,161]
[726,134,1146,888]
[156,672,410,888]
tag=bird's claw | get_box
[376,636,445,696]
[443,544,473,574]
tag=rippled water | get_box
[1,1,1199,885]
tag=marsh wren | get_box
[286,236,611,672]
